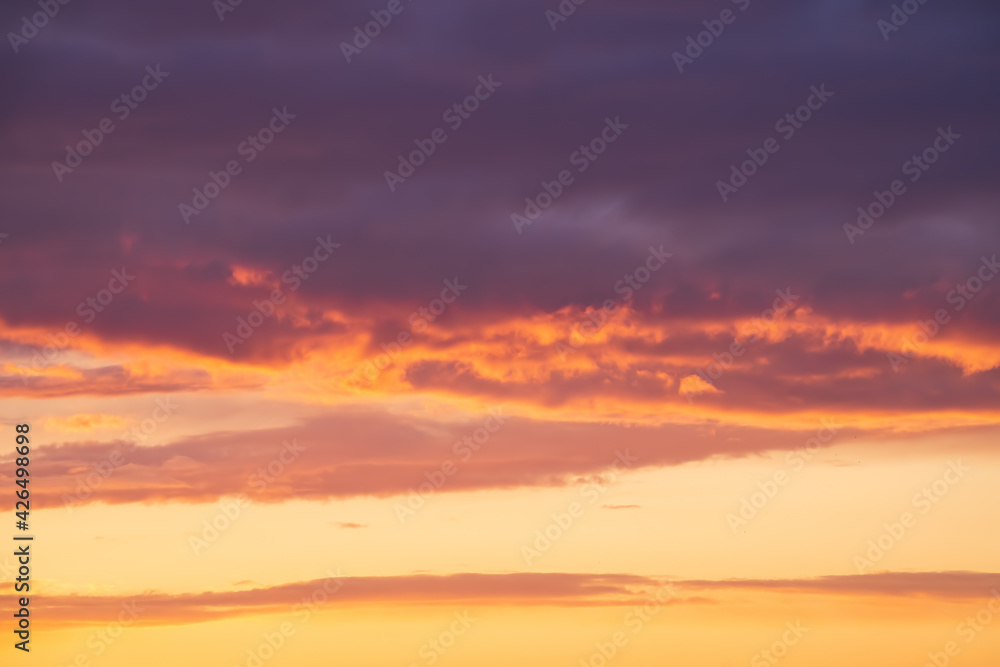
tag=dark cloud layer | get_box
[1,0,998,363]
[0,0,1000,434]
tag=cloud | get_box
[683,571,1000,600]
[35,570,999,627]
[44,413,127,432]
[0,0,997,384]
[4,407,866,507]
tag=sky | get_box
[1,0,999,665]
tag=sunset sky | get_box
[2,0,1000,665]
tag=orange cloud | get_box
[32,571,1000,628]
[44,414,128,432]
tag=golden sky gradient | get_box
[3,0,1000,664]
